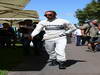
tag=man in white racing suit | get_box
[31,10,76,69]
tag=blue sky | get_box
[24,0,92,24]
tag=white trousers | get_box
[44,36,67,61]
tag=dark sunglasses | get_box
[44,14,53,17]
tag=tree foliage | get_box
[75,0,100,24]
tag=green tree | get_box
[75,0,100,24]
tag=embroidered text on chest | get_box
[45,25,64,30]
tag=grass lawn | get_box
[0,45,25,75]
[0,70,7,75]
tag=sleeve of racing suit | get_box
[64,22,76,34]
[31,22,44,38]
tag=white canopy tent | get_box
[0,0,39,27]
[0,0,30,10]
[0,10,39,27]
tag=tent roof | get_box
[0,0,40,25]
[0,0,30,10]
[0,10,40,25]
[0,10,39,18]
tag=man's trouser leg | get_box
[45,40,56,60]
[55,36,67,62]
[55,36,67,69]
[44,36,67,61]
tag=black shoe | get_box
[47,59,53,63]
[58,61,66,69]
[48,59,58,66]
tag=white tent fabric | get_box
[0,0,30,10]
[0,0,39,26]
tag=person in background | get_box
[80,19,99,51]
[0,24,3,28]
[18,20,45,56]
[93,23,100,51]
[74,27,82,46]
[32,22,45,56]
[0,23,16,47]
[18,20,34,56]
[30,10,76,69]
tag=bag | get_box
[33,31,45,41]
[30,41,34,47]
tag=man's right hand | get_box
[28,35,33,40]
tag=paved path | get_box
[8,42,100,75]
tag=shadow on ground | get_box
[0,47,86,71]
[0,47,49,71]
[65,59,86,67]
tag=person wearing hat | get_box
[79,19,99,51]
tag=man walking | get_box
[31,10,76,69]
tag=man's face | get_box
[91,20,98,25]
[98,24,100,30]
[44,12,55,19]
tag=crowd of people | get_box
[0,10,77,69]
[0,23,16,47]
[74,19,100,52]
[0,10,100,70]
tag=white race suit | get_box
[31,18,76,61]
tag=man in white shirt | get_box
[74,28,82,46]
[31,10,76,69]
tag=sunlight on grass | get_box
[0,70,7,75]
